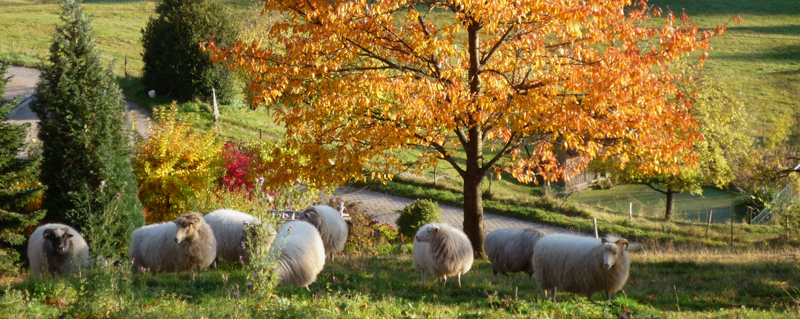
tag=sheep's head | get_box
[296,207,321,228]
[174,213,203,243]
[43,227,74,255]
[601,235,629,270]
[414,224,440,243]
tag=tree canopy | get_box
[205,0,724,253]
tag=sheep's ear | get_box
[615,239,629,251]
[601,237,609,244]
[67,234,74,239]
[43,229,53,238]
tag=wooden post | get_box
[124,56,128,77]
[593,217,598,239]
[488,174,493,197]
[788,216,791,231]
[628,202,633,223]
[706,210,713,238]
[433,165,437,186]
[259,129,262,140]
[212,88,220,124]
[730,217,734,247]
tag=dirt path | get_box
[3,66,150,145]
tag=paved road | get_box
[323,187,577,235]
[4,66,582,237]
[3,66,150,145]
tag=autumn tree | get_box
[592,68,753,221]
[205,0,723,254]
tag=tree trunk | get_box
[463,157,484,259]
[664,189,674,221]
[461,22,485,258]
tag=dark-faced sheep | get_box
[296,205,348,261]
[532,234,630,301]
[413,223,473,287]
[484,227,547,277]
[204,209,275,263]
[129,213,217,273]
[27,224,90,276]
[265,220,326,289]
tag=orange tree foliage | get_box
[133,105,225,223]
[204,0,724,254]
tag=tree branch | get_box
[480,23,515,65]
[639,182,668,195]
[413,133,466,178]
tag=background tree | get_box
[206,0,723,254]
[142,0,239,104]
[591,68,754,221]
[0,62,46,275]
[31,0,144,256]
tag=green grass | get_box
[2,248,798,318]
[572,185,743,223]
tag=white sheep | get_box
[204,209,275,263]
[532,234,630,301]
[484,227,547,277]
[129,213,217,273]
[296,205,348,261]
[413,223,474,287]
[265,220,326,289]
[27,224,90,276]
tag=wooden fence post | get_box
[593,217,598,239]
[706,210,713,238]
[628,202,633,223]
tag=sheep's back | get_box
[485,228,544,274]
[204,209,259,261]
[129,222,180,271]
[311,205,349,255]
[269,221,326,287]
[428,224,473,277]
[533,234,606,295]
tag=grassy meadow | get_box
[1,247,799,318]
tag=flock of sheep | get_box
[27,204,631,301]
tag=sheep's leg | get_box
[587,293,592,301]
[420,270,425,284]
[606,291,611,301]
[441,275,447,287]
[457,273,462,288]
[541,288,549,300]
[550,288,557,302]
[305,286,310,292]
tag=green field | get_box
[2,248,799,318]
[572,185,743,223]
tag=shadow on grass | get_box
[647,0,800,16]
[714,44,800,62]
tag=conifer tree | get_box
[31,0,144,257]
[0,62,46,275]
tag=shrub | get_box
[141,0,239,104]
[0,62,46,275]
[396,199,442,241]
[31,0,144,254]
[133,104,225,223]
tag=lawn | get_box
[1,247,798,318]
[571,185,743,223]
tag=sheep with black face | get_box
[28,224,90,276]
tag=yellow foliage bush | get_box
[133,104,225,223]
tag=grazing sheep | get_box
[265,220,326,288]
[297,205,348,260]
[484,227,547,277]
[532,234,630,301]
[204,209,275,263]
[129,213,217,273]
[413,223,473,287]
[28,224,90,276]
